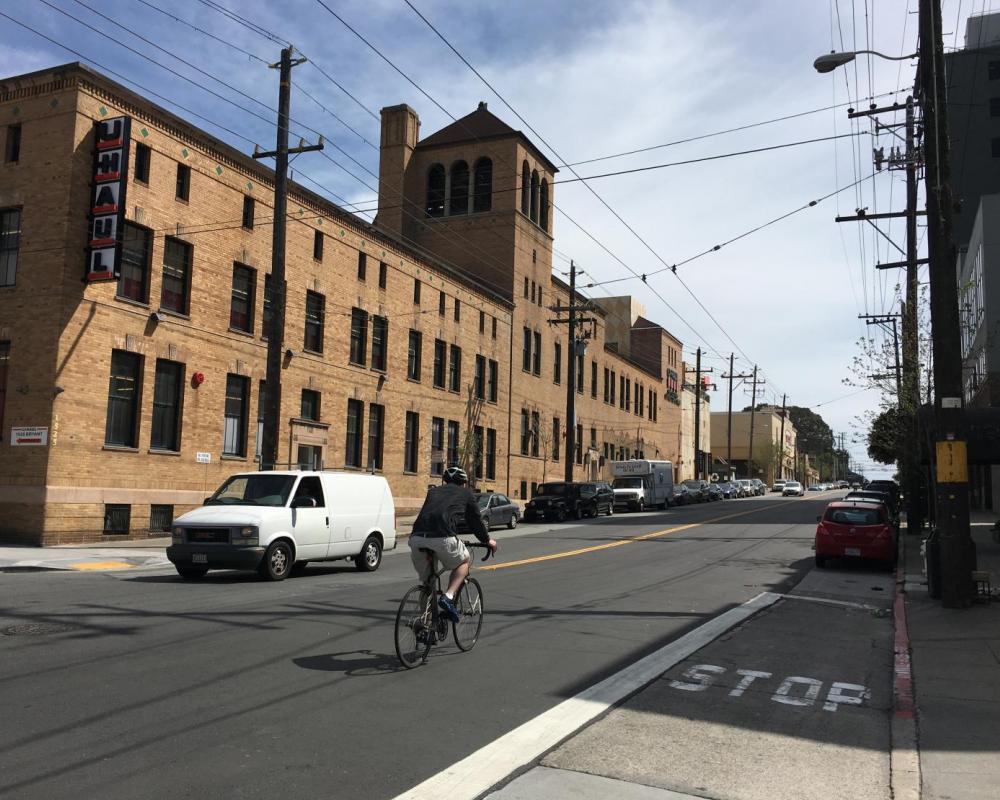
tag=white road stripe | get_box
[391,591,783,800]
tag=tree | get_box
[867,406,901,464]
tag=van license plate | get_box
[845,547,861,557]
[192,553,207,564]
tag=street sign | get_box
[11,427,48,446]
[196,452,211,464]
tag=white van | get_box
[166,471,396,581]
[610,459,674,511]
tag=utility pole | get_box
[254,47,323,470]
[860,314,902,399]
[778,393,787,481]
[919,0,975,607]
[685,352,714,480]
[721,359,754,480]
[746,366,762,479]
[549,261,596,483]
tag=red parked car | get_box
[814,500,896,570]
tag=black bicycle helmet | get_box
[442,465,468,485]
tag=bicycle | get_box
[394,541,492,668]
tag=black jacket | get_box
[412,484,489,543]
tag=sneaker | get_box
[438,594,460,623]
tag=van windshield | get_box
[613,477,644,489]
[207,474,298,507]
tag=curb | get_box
[890,527,921,800]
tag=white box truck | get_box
[610,460,674,511]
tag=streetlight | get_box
[813,50,917,73]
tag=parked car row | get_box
[814,479,900,571]
[523,481,615,523]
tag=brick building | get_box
[0,63,688,544]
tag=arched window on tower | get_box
[426,164,445,217]
[473,157,492,213]
[529,169,539,223]
[450,160,469,216]
[521,161,530,215]
[540,178,549,232]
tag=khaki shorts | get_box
[409,535,470,583]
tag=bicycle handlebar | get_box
[464,541,495,561]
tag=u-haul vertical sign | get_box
[87,116,132,282]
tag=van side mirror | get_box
[204,497,211,505]
[291,496,317,509]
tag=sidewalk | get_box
[904,513,1000,800]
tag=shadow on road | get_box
[292,649,404,676]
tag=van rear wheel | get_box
[355,535,383,572]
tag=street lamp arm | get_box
[813,50,918,73]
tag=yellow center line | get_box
[70,561,133,571]
[479,500,792,571]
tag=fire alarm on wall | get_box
[192,372,205,387]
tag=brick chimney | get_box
[375,104,419,237]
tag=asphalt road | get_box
[0,492,833,800]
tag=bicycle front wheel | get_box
[395,584,433,668]
[453,577,484,651]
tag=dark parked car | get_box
[672,484,695,505]
[475,492,520,532]
[713,481,737,499]
[523,482,609,522]
[681,479,711,503]
[575,481,615,518]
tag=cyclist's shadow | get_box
[293,649,411,676]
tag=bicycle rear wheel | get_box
[453,578,484,651]
[395,584,433,668]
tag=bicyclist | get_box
[409,466,498,623]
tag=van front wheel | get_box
[355,535,383,572]
[259,540,293,581]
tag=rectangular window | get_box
[431,417,445,475]
[530,411,540,457]
[229,263,256,333]
[0,208,22,288]
[531,281,536,303]
[404,411,420,473]
[620,375,626,409]
[345,398,364,468]
[255,380,266,461]
[134,141,150,182]
[610,371,616,404]
[520,480,528,500]
[553,341,562,384]
[576,353,584,394]
[313,230,324,261]
[242,196,255,230]
[367,403,384,470]
[0,342,8,441]
[105,350,142,448]
[575,423,583,464]
[222,374,249,457]
[371,315,388,371]
[350,307,368,365]
[439,291,446,316]
[305,291,325,353]
[104,504,131,535]
[520,408,530,455]
[533,331,541,375]
[117,221,150,302]
[626,378,632,412]
[357,251,366,281]
[479,310,485,334]
[448,344,462,392]
[603,367,610,403]
[991,97,1000,117]
[300,389,320,421]
[637,383,644,416]
[433,339,446,388]
[485,428,497,480]
[522,327,532,371]
[473,425,484,479]
[552,417,560,461]
[454,297,461,322]
[491,316,497,339]
[537,287,543,307]
[175,163,190,200]
[523,276,529,298]
[591,361,597,398]
[378,260,387,290]
[150,359,183,451]
[262,274,274,339]
[413,278,421,304]
[990,60,1000,80]
[4,124,21,163]
[407,329,422,381]
[447,420,459,467]
[149,504,173,533]
[474,354,486,400]
[160,237,192,314]
[993,137,1000,158]
[487,359,499,403]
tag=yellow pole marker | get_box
[70,561,134,571]
[480,501,790,572]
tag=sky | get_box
[3,0,992,478]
